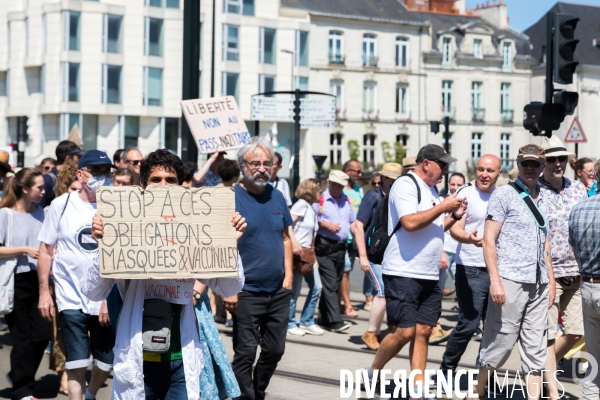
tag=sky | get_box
[465,0,600,32]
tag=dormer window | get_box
[442,37,451,66]
[474,39,482,58]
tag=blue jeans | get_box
[288,267,322,329]
[143,359,188,400]
[440,264,490,372]
[439,251,457,290]
[366,262,384,298]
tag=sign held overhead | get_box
[181,96,251,154]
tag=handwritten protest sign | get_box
[96,186,238,279]
[181,95,252,154]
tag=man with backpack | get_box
[364,144,467,398]
[354,163,402,350]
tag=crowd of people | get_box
[0,133,599,400]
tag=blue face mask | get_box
[87,176,113,191]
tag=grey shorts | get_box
[547,276,583,340]
[478,277,549,373]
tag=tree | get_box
[394,142,406,164]
[381,141,393,162]
[347,140,360,162]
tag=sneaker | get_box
[225,319,233,328]
[472,327,483,342]
[429,328,452,345]
[287,327,306,336]
[6,372,13,387]
[300,324,325,335]
[362,331,380,350]
[19,397,38,400]
[364,302,372,311]
[44,342,51,354]
[323,322,350,333]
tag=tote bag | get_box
[0,209,17,315]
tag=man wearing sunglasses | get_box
[537,137,587,399]
[123,148,144,174]
[476,144,556,398]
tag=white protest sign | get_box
[97,186,238,279]
[181,96,251,154]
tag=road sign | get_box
[300,113,336,121]
[251,112,294,122]
[564,117,587,143]
[300,121,336,129]
[251,96,294,122]
[252,97,293,106]
[300,98,336,106]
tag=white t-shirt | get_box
[38,192,102,315]
[383,172,444,280]
[290,199,318,248]
[0,207,45,274]
[144,279,194,305]
[272,177,292,207]
[455,183,494,268]
[442,194,458,254]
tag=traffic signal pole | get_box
[181,0,200,162]
[545,12,555,139]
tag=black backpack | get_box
[366,174,421,264]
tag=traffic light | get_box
[553,13,579,84]
[523,102,565,137]
[554,90,579,115]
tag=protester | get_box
[182,162,198,187]
[476,144,555,398]
[113,149,126,169]
[269,152,292,207]
[0,168,49,400]
[37,150,115,400]
[195,151,225,187]
[54,164,82,197]
[122,148,143,174]
[366,144,466,397]
[538,137,587,399]
[354,163,402,350]
[370,173,381,190]
[81,149,247,400]
[227,138,293,399]
[569,157,596,196]
[38,157,56,175]
[288,178,324,337]
[439,155,501,377]
[112,168,134,187]
[341,160,364,317]
[39,140,83,208]
[217,159,241,187]
[401,156,417,173]
[568,159,600,399]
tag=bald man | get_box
[439,155,502,379]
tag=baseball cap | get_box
[517,144,545,162]
[328,170,349,187]
[78,150,117,169]
[416,144,457,164]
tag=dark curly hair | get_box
[140,149,185,186]
[218,159,240,183]
[182,162,198,183]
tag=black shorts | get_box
[383,274,441,328]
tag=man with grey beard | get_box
[225,137,293,400]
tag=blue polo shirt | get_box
[313,189,356,242]
[235,184,293,292]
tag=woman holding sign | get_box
[81,149,246,400]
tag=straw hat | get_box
[541,136,576,160]
[378,163,402,179]
[402,156,417,171]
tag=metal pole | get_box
[16,117,24,168]
[292,89,301,193]
[545,12,555,138]
[210,0,216,97]
[443,116,450,189]
[254,120,259,137]
[181,0,200,162]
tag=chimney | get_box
[473,0,508,29]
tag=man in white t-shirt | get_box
[269,152,292,207]
[439,155,501,377]
[366,144,467,397]
[37,150,116,400]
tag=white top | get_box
[383,172,444,280]
[455,183,494,268]
[37,192,102,315]
[0,207,44,274]
[272,177,292,207]
[290,199,318,247]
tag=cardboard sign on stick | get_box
[96,186,238,279]
[181,96,252,154]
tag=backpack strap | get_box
[389,174,422,236]
[508,182,546,230]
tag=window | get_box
[471,82,483,109]
[395,85,408,117]
[67,113,80,138]
[145,18,163,56]
[259,28,276,64]
[102,64,122,104]
[0,71,7,97]
[442,80,452,116]
[294,76,308,92]
[442,37,451,66]
[165,118,179,153]
[221,72,239,101]
[145,0,180,7]
[473,39,482,58]
[501,83,512,121]
[363,82,376,113]
[471,133,483,159]
[395,37,409,68]
[82,115,98,151]
[362,33,377,66]
[330,80,343,116]
[363,134,376,167]
[62,62,80,102]
[295,31,309,66]
[166,0,180,8]
[396,134,408,147]
[223,25,239,61]
[259,74,275,95]
[223,0,254,15]
[500,133,511,169]
[330,133,342,167]
[103,14,123,54]
[124,116,139,149]
[64,11,81,51]
[328,31,343,63]
[143,67,163,106]
[502,42,512,71]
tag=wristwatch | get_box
[193,291,201,301]
[451,212,461,221]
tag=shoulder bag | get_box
[292,200,317,275]
[0,209,17,315]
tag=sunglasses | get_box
[545,155,568,164]
[372,181,381,187]
[42,165,52,171]
[520,160,542,168]
[126,160,142,166]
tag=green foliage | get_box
[394,142,406,164]
[347,140,360,162]
[381,141,393,162]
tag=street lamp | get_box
[281,49,294,93]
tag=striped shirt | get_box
[568,195,600,278]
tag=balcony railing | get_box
[329,54,345,64]
[363,56,379,67]
[472,108,485,122]
[362,109,379,120]
[501,110,514,123]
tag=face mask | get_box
[87,176,112,191]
